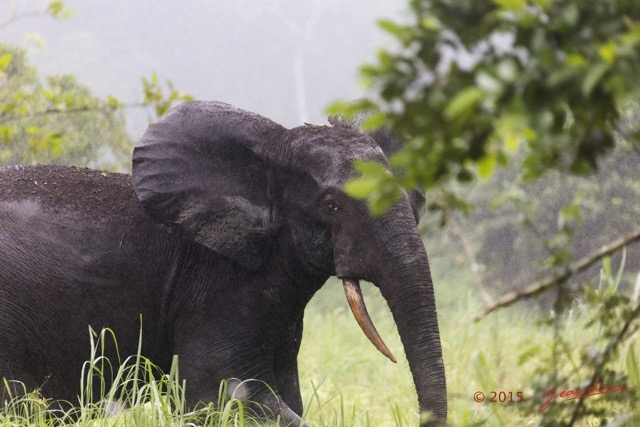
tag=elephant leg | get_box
[273,317,304,416]
[174,322,308,426]
[274,357,303,415]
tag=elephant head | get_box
[131,101,447,425]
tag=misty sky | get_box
[3,0,408,136]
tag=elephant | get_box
[0,101,447,426]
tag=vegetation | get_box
[332,0,640,209]
[0,328,279,427]
[0,1,191,172]
[1,0,639,426]
[0,44,132,170]
[306,256,640,426]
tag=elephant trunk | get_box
[381,264,447,425]
[380,231,447,425]
[340,204,447,426]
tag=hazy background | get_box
[3,0,407,136]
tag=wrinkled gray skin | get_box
[0,101,446,426]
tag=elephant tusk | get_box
[342,278,397,363]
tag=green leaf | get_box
[0,53,12,71]
[106,95,122,109]
[325,101,360,118]
[420,17,441,31]
[627,347,640,385]
[547,67,578,88]
[63,93,75,107]
[353,159,388,175]
[368,187,401,217]
[561,2,579,26]
[602,256,612,281]
[582,62,610,96]
[378,19,412,44]
[42,88,54,101]
[361,111,386,131]
[47,0,64,16]
[560,203,581,225]
[493,0,527,12]
[476,153,497,179]
[25,126,41,136]
[390,148,414,168]
[504,134,520,152]
[489,187,526,210]
[0,125,16,143]
[444,87,484,120]
[613,247,626,291]
[517,344,541,365]
[598,41,617,64]
[566,53,586,67]
[344,177,379,199]
[45,132,64,157]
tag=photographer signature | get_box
[540,380,631,412]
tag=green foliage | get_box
[0,1,192,171]
[0,44,132,170]
[142,73,193,118]
[302,271,640,426]
[525,257,640,426]
[344,160,401,216]
[0,44,193,171]
[331,0,640,213]
[0,327,277,427]
[46,0,74,19]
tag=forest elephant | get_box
[0,101,447,426]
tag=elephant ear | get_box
[132,101,286,271]
[328,114,426,221]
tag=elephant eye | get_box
[326,200,339,213]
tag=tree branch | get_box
[0,2,71,31]
[0,103,147,125]
[0,11,47,31]
[471,228,640,322]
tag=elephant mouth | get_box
[342,278,397,363]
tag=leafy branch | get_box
[331,0,640,216]
[1,2,191,164]
[0,1,74,30]
[0,47,191,152]
[0,73,192,127]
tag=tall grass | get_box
[299,274,639,426]
[0,327,277,427]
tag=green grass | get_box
[299,281,418,426]
[0,328,279,427]
[298,277,639,426]
[1,276,638,426]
